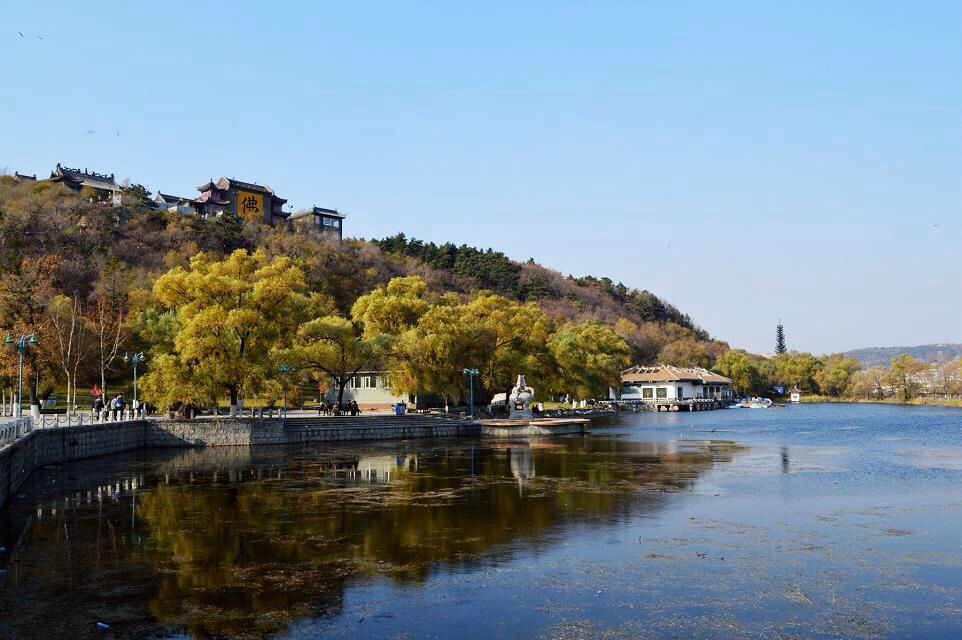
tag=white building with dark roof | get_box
[620,365,734,401]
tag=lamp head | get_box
[27,335,37,345]
[4,335,11,345]
[124,353,129,363]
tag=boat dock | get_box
[615,399,729,412]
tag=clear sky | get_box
[3,1,960,355]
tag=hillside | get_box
[843,343,962,368]
[0,175,727,383]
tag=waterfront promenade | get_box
[0,413,471,509]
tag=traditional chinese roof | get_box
[13,172,37,182]
[621,365,732,385]
[49,163,122,192]
[197,176,278,195]
[154,192,193,205]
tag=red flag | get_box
[91,384,102,398]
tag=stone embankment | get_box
[0,414,469,508]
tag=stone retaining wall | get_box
[0,415,471,508]
[0,421,146,508]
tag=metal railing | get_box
[33,410,147,429]
[0,417,33,448]
[0,412,148,448]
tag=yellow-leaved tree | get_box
[548,321,631,400]
[141,250,311,415]
[277,316,389,408]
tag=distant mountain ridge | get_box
[843,343,962,368]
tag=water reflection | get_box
[0,436,747,639]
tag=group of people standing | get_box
[91,393,136,420]
[317,400,362,416]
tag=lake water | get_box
[2,403,962,639]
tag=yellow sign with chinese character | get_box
[236,191,264,219]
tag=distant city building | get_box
[289,206,345,239]
[47,163,123,205]
[620,365,734,401]
[195,177,289,224]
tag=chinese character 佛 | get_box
[241,195,259,214]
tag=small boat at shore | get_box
[738,397,773,409]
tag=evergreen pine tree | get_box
[775,321,787,355]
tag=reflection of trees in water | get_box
[1,437,747,638]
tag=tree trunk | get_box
[337,379,347,408]
[28,374,40,419]
[228,384,239,416]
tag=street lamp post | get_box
[279,364,297,422]
[5,333,38,418]
[462,368,479,420]
[124,352,146,416]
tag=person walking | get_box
[92,395,104,420]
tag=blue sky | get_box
[3,1,960,354]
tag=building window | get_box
[642,387,653,399]
[314,214,322,226]
[365,375,376,388]
[677,387,684,399]
[656,388,667,399]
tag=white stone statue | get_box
[508,374,535,419]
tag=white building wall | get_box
[324,373,408,409]
[621,381,719,400]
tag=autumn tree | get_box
[279,316,387,407]
[548,321,631,399]
[814,355,861,397]
[351,276,432,337]
[461,293,557,403]
[712,349,774,397]
[387,304,498,408]
[46,294,88,412]
[848,366,886,399]
[0,256,58,413]
[774,352,823,393]
[884,354,926,402]
[141,250,310,414]
[657,337,725,369]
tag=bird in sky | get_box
[86,130,95,134]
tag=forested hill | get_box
[372,234,704,331]
[371,234,726,365]
[0,176,726,371]
[843,343,962,368]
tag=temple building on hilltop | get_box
[48,163,123,204]
[288,206,345,239]
[153,192,197,216]
[195,177,289,224]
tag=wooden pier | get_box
[615,399,729,412]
